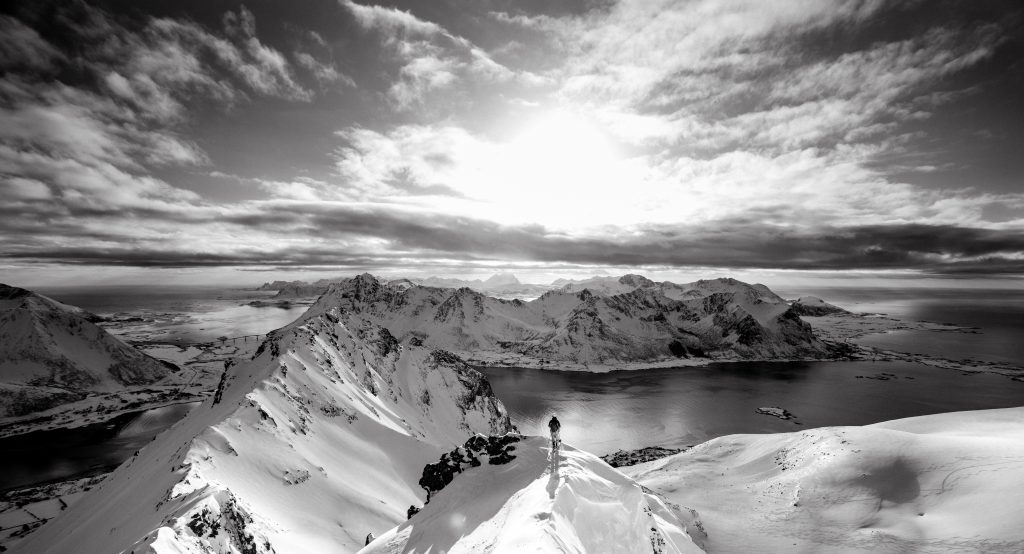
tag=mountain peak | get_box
[0,283,32,301]
[618,274,656,288]
[0,285,171,418]
[366,436,706,553]
[484,272,520,286]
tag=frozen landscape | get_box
[1,274,1022,553]
[2,0,1023,551]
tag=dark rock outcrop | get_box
[419,434,522,500]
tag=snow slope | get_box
[363,436,707,554]
[20,290,515,554]
[625,407,1024,553]
[0,283,171,417]
[323,273,829,371]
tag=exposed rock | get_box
[602,446,686,467]
[756,407,797,421]
[419,434,522,500]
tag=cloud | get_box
[0,15,65,71]
[330,120,1024,234]
[538,0,1007,160]
[341,0,445,36]
[2,0,1021,279]
[3,198,1022,274]
[340,0,546,110]
[295,51,355,87]
[0,1,340,268]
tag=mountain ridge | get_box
[363,436,707,553]
[20,284,515,554]
[319,273,833,371]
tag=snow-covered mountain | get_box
[482,272,520,287]
[255,280,295,291]
[20,286,514,554]
[790,295,848,316]
[322,274,830,370]
[625,407,1024,552]
[272,278,337,298]
[363,435,706,554]
[410,273,551,299]
[0,284,172,417]
[263,274,553,300]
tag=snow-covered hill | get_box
[363,435,706,554]
[20,289,515,553]
[790,295,848,316]
[0,284,171,417]
[323,273,830,370]
[625,407,1024,553]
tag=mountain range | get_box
[14,275,1024,553]
[319,273,833,370]
[261,273,554,300]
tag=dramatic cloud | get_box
[0,1,338,265]
[340,0,546,110]
[1,0,1022,281]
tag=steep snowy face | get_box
[322,274,828,369]
[21,293,515,554]
[363,436,707,554]
[626,407,1024,553]
[0,283,171,417]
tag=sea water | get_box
[482,287,1024,454]
[36,285,308,343]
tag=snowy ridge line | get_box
[362,436,707,554]
[19,290,516,554]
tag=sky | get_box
[1,0,1023,286]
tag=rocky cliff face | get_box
[21,286,515,554]
[325,273,831,369]
[0,284,172,417]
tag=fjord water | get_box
[0,403,198,491]
[481,361,1024,455]
[482,286,1024,454]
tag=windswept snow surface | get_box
[626,407,1024,553]
[362,436,706,554]
[19,292,514,554]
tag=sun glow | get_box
[476,110,633,228]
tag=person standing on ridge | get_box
[548,415,561,451]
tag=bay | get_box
[480,360,1024,455]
